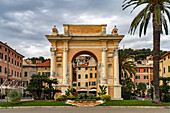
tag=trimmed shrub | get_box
[93,97,100,100]
[75,99,80,101]
[56,95,67,101]
[87,99,91,101]
[100,95,111,101]
[80,99,86,101]
[88,94,93,100]
[7,89,22,104]
[67,95,76,100]
[92,99,96,101]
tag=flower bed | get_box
[66,100,104,106]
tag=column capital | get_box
[101,47,107,52]
[50,46,57,52]
[63,47,68,52]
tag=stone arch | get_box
[71,50,98,63]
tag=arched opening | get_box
[71,51,98,96]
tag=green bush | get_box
[87,99,91,101]
[100,95,111,101]
[7,89,22,104]
[88,94,93,100]
[77,93,86,99]
[163,93,170,102]
[93,97,100,100]
[80,99,86,101]
[92,99,96,101]
[67,95,76,100]
[75,99,79,101]
[56,95,67,101]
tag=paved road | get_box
[0,107,170,113]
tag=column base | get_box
[61,84,69,95]
[113,84,122,99]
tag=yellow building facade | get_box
[45,24,124,100]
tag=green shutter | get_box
[168,66,170,72]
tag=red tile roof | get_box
[37,60,51,66]
[162,51,170,58]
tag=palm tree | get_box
[137,83,147,97]
[122,0,169,104]
[119,50,137,79]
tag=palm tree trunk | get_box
[152,11,161,104]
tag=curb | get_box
[0,106,170,109]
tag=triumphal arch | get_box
[45,24,124,100]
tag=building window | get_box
[0,66,1,72]
[0,45,2,49]
[90,67,92,71]
[130,73,133,78]
[38,68,41,70]
[11,70,13,76]
[8,57,10,62]
[5,67,7,74]
[146,83,149,85]
[17,62,19,66]
[137,69,140,72]
[78,74,81,79]
[90,73,93,78]
[85,67,88,70]
[15,71,16,76]
[38,72,41,75]
[44,67,47,70]
[78,67,81,70]
[89,82,91,86]
[8,69,10,74]
[164,58,166,61]
[0,52,3,59]
[8,50,10,54]
[24,72,27,77]
[95,73,97,78]
[168,55,170,59]
[135,75,140,79]
[85,74,88,79]
[0,78,3,84]
[15,60,16,65]
[144,75,148,79]
[78,82,80,86]
[86,82,88,87]
[164,67,165,73]
[20,73,21,77]
[144,69,148,72]
[12,52,13,55]
[12,59,13,64]
[73,83,76,87]
[20,63,22,67]
[5,48,7,52]
[5,55,7,61]
[17,72,19,77]
[92,82,96,86]
[95,67,97,70]
[168,66,170,72]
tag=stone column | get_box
[62,47,68,85]
[61,47,69,95]
[114,47,119,85]
[101,47,107,84]
[113,46,122,100]
[50,46,57,79]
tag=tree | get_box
[44,78,61,100]
[122,0,169,104]
[27,74,60,100]
[119,50,137,79]
[159,77,170,102]
[121,78,135,100]
[137,83,147,97]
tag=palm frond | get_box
[162,14,168,35]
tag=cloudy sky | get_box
[0,0,169,59]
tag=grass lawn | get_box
[99,100,170,106]
[0,100,71,107]
[0,100,170,107]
